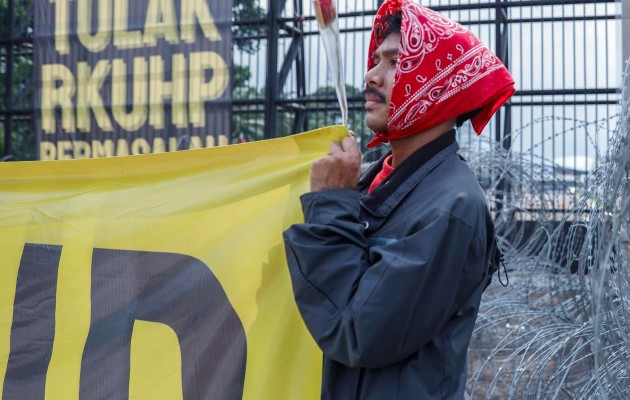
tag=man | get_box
[283,0,514,398]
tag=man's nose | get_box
[365,65,383,87]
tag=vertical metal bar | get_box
[604,2,609,152]
[582,0,587,186]
[592,1,597,175]
[540,2,546,211]
[500,2,511,152]
[494,4,502,146]
[494,0,509,148]
[551,2,557,210]
[518,4,524,198]
[494,0,510,213]
[604,2,611,154]
[292,0,307,133]
[298,1,307,133]
[624,0,630,102]
[498,0,512,175]
[530,3,535,199]
[264,0,280,139]
[573,1,577,197]
[560,1,575,197]
[3,0,15,158]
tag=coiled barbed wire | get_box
[464,61,630,399]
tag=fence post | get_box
[264,0,281,139]
[3,0,15,158]
[494,0,511,215]
[494,0,510,147]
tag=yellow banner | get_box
[0,126,347,399]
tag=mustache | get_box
[362,87,386,103]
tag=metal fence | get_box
[1,0,623,180]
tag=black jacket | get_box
[283,131,499,399]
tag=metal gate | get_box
[1,0,623,166]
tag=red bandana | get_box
[366,0,515,148]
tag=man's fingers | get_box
[330,137,358,154]
[341,136,358,153]
[311,137,362,191]
[330,141,343,154]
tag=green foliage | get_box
[1,0,35,160]
[233,0,266,54]
[8,124,36,161]
[0,50,35,159]
[231,0,266,140]
[0,0,33,39]
[231,0,267,143]
[232,65,262,100]
[306,84,363,128]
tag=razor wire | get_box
[464,60,630,399]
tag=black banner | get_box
[34,0,233,160]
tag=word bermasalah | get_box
[39,0,230,143]
[39,135,230,160]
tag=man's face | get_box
[364,33,401,133]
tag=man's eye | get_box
[390,59,398,67]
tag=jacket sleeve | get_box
[283,188,484,369]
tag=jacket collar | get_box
[359,130,460,216]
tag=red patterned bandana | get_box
[366,0,515,148]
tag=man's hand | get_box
[310,136,362,192]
